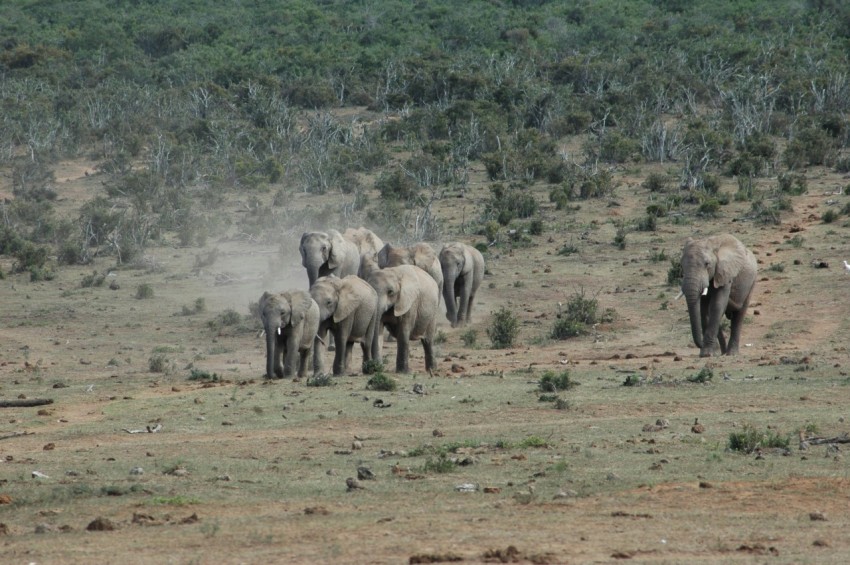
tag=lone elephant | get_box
[367,265,439,374]
[259,290,320,379]
[680,234,757,357]
[300,229,362,286]
[310,275,380,376]
[439,242,485,327]
[377,242,444,302]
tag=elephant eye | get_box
[387,289,394,296]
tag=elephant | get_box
[439,242,485,328]
[309,275,380,376]
[343,227,384,261]
[300,229,362,287]
[259,290,320,379]
[679,234,757,357]
[377,242,444,303]
[367,265,440,374]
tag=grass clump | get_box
[687,366,714,383]
[551,290,613,340]
[538,370,577,392]
[366,371,397,392]
[460,329,477,348]
[423,456,456,474]
[306,373,334,387]
[487,306,519,349]
[188,369,220,382]
[728,425,790,454]
[148,354,171,373]
[135,283,155,299]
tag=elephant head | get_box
[310,276,364,325]
[377,242,443,301]
[300,230,349,286]
[368,266,419,320]
[680,234,754,354]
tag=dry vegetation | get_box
[2,149,850,563]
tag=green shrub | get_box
[362,359,384,375]
[557,243,579,256]
[551,317,587,339]
[366,372,397,391]
[645,204,667,218]
[728,425,790,454]
[136,284,154,299]
[148,354,169,373]
[486,183,538,226]
[613,225,627,248]
[306,374,334,387]
[460,329,478,347]
[687,367,713,383]
[667,257,683,286]
[538,370,577,392]
[528,219,544,236]
[635,214,656,232]
[551,290,608,339]
[188,369,220,382]
[697,198,720,218]
[423,456,456,474]
[777,172,807,195]
[487,306,519,349]
[822,209,839,224]
[643,172,670,192]
[785,127,837,169]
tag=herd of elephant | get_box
[259,229,759,380]
[259,227,485,379]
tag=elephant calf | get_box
[259,290,320,379]
[377,242,444,303]
[310,275,380,376]
[439,242,485,328]
[680,234,757,357]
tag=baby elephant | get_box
[310,276,380,376]
[259,290,320,379]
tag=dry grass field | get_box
[2,144,850,564]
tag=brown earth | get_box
[1,155,850,564]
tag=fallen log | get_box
[0,398,53,408]
[0,431,34,441]
[804,434,850,446]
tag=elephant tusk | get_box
[315,334,326,345]
[702,287,708,296]
[277,327,282,335]
[675,290,684,300]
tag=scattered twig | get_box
[0,431,34,441]
[804,434,850,446]
[0,398,53,408]
[122,424,163,434]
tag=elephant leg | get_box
[717,326,728,355]
[314,326,329,375]
[699,292,726,357]
[297,348,311,379]
[456,276,473,327]
[725,308,748,356]
[332,332,347,376]
[282,333,300,377]
[395,332,410,373]
[421,337,435,374]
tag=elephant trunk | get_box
[265,325,277,378]
[683,274,708,349]
[442,270,458,325]
[305,264,320,287]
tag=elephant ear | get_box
[394,270,417,317]
[412,243,437,269]
[288,290,313,326]
[326,230,346,270]
[334,280,363,323]
[376,243,392,268]
[713,242,747,288]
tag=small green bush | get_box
[643,172,670,192]
[557,243,579,256]
[188,369,220,382]
[362,359,384,375]
[148,354,169,373]
[366,372,397,391]
[822,209,839,224]
[667,257,683,286]
[487,306,520,349]
[687,367,713,383]
[538,370,577,392]
[460,329,478,347]
[528,219,544,236]
[423,456,456,474]
[777,172,807,195]
[728,425,790,454]
[306,374,334,387]
[613,225,627,249]
[136,284,155,299]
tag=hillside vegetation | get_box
[1,0,849,276]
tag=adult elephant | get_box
[259,290,320,379]
[344,227,384,261]
[367,265,439,374]
[679,234,757,357]
[300,229,361,286]
[377,242,444,302]
[310,275,380,376]
[439,242,485,328]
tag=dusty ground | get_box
[1,156,850,564]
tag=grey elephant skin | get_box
[680,234,757,357]
[377,242,444,303]
[299,229,362,286]
[310,275,380,376]
[259,290,320,379]
[439,242,485,328]
[367,265,439,374]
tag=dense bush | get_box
[487,307,519,349]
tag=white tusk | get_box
[675,290,684,300]
[701,287,708,296]
[315,334,326,345]
[277,327,282,335]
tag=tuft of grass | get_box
[362,359,384,375]
[728,425,790,454]
[188,369,220,382]
[366,372,397,391]
[422,456,456,474]
[148,354,170,373]
[149,495,201,506]
[687,366,714,383]
[516,435,548,449]
[460,329,477,347]
[538,370,577,392]
[135,283,155,299]
[487,306,519,349]
[306,374,334,387]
